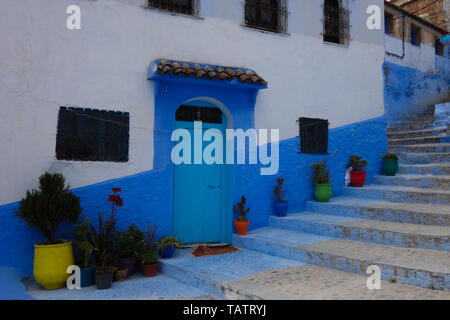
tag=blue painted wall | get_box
[0,115,387,275]
[383,61,449,123]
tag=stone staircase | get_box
[233,116,450,291]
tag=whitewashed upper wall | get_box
[0,0,385,204]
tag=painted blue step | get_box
[159,248,303,299]
[306,197,450,226]
[398,152,450,164]
[269,212,450,251]
[390,143,450,153]
[388,136,443,146]
[387,126,447,140]
[398,163,450,175]
[232,228,450,291]
[372,174,450,190]
[343,185,450,204]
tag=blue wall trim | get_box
[0,115,387,275]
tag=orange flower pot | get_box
[234,219,249,236]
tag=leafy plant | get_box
[138,225,158,266]
[157,236,181,253]
[116,224,145,259]
[89,210,116,271]
[382,152,398,160]
[73,214,94,268]
[233,195,250,222]
[347,156,368,172]
[273,177,287,202]
[311,160,331,184]
[14,172,81,244]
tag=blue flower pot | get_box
[160,246,176,259]
[273,202,288,217]
[80,266,96,288]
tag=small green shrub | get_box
[73,214,94,268]
[311,160,331,184]
[14,172,81,244]
[116,224,145,259]
[233,195,250,222]
[137,225,158,265]
[382,153,399,160]
[348,156,368,172]
[157,236,181,253]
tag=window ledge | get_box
[140,5,204,20]
[240,24,290,36]
[322,39,349,48]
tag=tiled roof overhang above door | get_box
[148,59,268,89]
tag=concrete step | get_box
[306,197,450,226]
[372,174,450,190]
[399,163,450,175]
[388,136,445,146]
[159,248,303,299]
[269,213,450,250]
[343,185,450,205]
[389,143,450,153]
[398,152,450,164]
[387,121,435,133]
[233,229,450,290]
[387,127,448,140]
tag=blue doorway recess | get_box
[173,114,226,243]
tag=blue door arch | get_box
[148,59,267,244]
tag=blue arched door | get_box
[172,105,226,244]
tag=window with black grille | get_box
[299,117,329,154]
[56,107,129,162]
[245,0,288,33]
[175,105,222,124]
[148,0,198,16]
[323,0,350,45]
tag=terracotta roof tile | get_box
[156,60,267,85]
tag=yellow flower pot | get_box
[33,241,74,290]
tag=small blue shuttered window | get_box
[56,107,129,162]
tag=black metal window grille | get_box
[175,105,222,124]
[56,107,129,162]
[299,117,329,154]
[244,0,288,33]
[148,0,199,16]
[323,0,350,45]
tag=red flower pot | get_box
[140,262,158,277]
[234,219,249,236]
[350,171,366,187]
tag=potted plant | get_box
[382,153,399,176]
[73,214,95,288]
[348,156,368,187]
[114,260,128,282]
[116,223,144,276]
[233,195,250,236]
[157,236,181,259]
[14,173,81,290]
[311,160,332,202]
[273,177,288,217]
[90,188,122,290]
[138,225,158,277]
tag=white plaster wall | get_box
[0,0,385,204]
[385,34,438,72]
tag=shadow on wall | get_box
[383,61,450,124]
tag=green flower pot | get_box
[315,183,332,203]
[383,159,398,176]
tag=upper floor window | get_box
[56,107,130,162]
[244,0,288,34]
[148,0,199,16]
[435,38,444,56]
[385,12,394,35]
[410,24,421,46]
[323,0,350,45]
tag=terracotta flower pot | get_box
[350,171,366,187]
[114,269,127,282]
[140,262,158,277]
[234,219,249,236]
